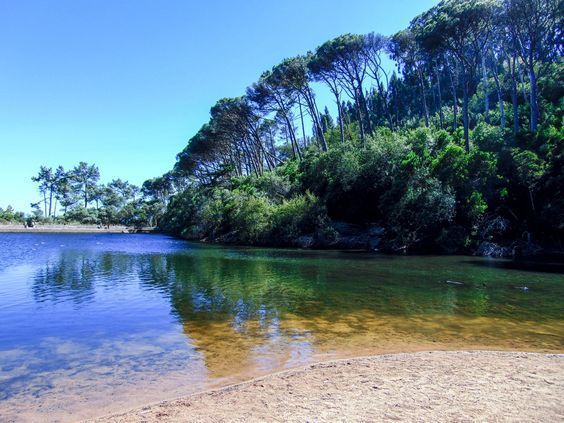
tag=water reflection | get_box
[0,234,563,421]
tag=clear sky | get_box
[0,0,438,212]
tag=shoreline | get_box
[0,224,158,233]
[88,350,564,422]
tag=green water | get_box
[0,233,562,421]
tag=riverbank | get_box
[0,224,158,233]
[90,351,563,422]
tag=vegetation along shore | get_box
[4,0,563,259]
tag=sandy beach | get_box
[89,350,564,423]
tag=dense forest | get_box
[10,0,563,257]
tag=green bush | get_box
[270,192,326,243]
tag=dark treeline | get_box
[155,0,563,255]
[21,162,168,227]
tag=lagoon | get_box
[0,233,562,421]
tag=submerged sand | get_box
[90,351,563,423]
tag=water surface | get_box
[0,233,562,421]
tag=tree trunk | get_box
[336,96,345,144]
[418,70,429,127]
[529,65,538,132]
[462,78,470,152]
[491,58,505,129]
[284,114,301,160]
[518,62,528,104]
[305,89,328,151]
[528,188,536,212]
[447,59,458,130]
[482,56,490,124]
[435,67,444,129]
[509,57,519,135]
[355,94,366,148]
[298,97,307,148]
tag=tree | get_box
[389,29,432,128]
[512,148,545,212]
[247,70,303,160]
[413,0,497,151]
[270,56,328,151]
[310,35,371,147]
[54,167,77,214]
[504,0,562,132]
[70,162,100,208]
[31,166,56,217]
[363,32,394,129]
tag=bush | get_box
[390,173,455,250]
[270,192,326,244]
[472,123,505,152]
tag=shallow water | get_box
[0,233,562,421]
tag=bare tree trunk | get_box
[462,77,470,152]
[491,56,505,129]
[355,94,366,148]
[417,70,429,127]
[518,61,528,104]
[529,189,535,212]
[482,55,490,124]
[448,62,458,130]
[529,65,538,132]
[304,88,328,151]
[435,67,444,129]
[336,96,345,144]
[298,96,307,148]
[509,57,519,135]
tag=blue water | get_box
[0,233,562,422]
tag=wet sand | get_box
[90,350,564,423]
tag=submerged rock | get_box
[510,241,543,258]
[294,235,315,249]
[474,240,544,258]
[474,241,512,258]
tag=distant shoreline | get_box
[0,224,158,234]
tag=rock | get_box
[294,235,315,249]
[368,226,385,251]
[478,215,511,240]
[474,241,512,258]
[510,240,543,258]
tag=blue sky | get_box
[0,0,438,212]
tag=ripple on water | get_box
[0,233,562,422]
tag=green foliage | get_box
[472,123,506,151]
[0,206,25,223]
[270,193,326,243]
[23,0,555,251]
[389,173,456,248]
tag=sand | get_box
[89,351,563,423]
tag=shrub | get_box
[270,192,326,244]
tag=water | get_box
[0,233,562,421]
